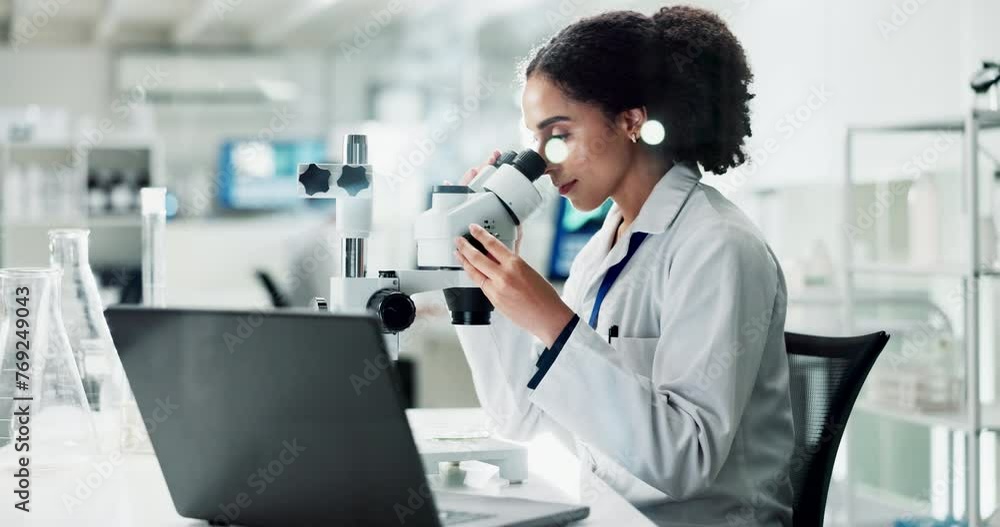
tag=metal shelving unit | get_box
[844,109,1000,526]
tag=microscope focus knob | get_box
[298,163,332,196]
[367,289,416,333]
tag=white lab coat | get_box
[454,162,795,526]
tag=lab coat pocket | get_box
[608,336,658,379]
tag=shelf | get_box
[1,216,142,228]
[788,291,844,306]
[848,110,1000,134]
[850,120,967,133]
[3,139,157,152]
[4,140,74,150]
[850,263,968,278]
[856,399,1000,432]
[1,218,88,227]
[849,263,1000,279]
[86,216,143,227]
[88,138,157,150]
[844,111,1000,524]
[981,266,1000,277]
[853,318,933,334]
[857,400,967,431]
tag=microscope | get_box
[298,134,547,358]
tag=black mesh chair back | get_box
[784,331,889,526]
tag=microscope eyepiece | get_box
[492,150,518,168]
[513,149,546,183]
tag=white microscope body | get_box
[298,135,547,358]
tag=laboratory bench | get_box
[0,408,652,526]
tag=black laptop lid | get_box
[106,306,440,527]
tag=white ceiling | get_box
[1,0,440,48]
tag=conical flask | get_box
[0,267,100,470]
[49,229,127,454]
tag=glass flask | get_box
[49,229,127,454]
[865,298,963,413]
[0,267,100,471]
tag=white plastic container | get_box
[3,163,24,220]
[908,172,940,266]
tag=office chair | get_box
[784,331,890,527]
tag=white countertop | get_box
[1,408,652,526]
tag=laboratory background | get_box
[2,0,1000,525]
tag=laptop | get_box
[105,306,589,527]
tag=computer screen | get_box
[217,138,328,210]
[547,198,613,281]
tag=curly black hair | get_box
[523,6,754,175]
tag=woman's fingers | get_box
[455,236,502,277]
[468,224,513,264]
[460,168,478,185]
[460,149,502,186]
[455,250,489,286]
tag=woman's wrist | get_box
[538,303,576,348]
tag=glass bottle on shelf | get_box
[109,171,134,214]
[3,163,24,221]
[53,164,82,221]
[48,229,126,455]
[867,303,963,413]
[25,163,44,220]
[907,172,941,267]
[87,169,111,215]
[0,267,100,470]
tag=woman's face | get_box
[522,74,634,212]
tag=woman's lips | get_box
[557,180,577,195]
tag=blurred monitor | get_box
[218,138,327,210]
[547,198,613,281]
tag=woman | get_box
[452,6,794,527]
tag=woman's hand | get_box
[460,149,502,185]
[455,224,575,348]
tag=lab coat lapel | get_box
[576,162,703,314]
[571,205,621,310]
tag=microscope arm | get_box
[393,269,477,295]
[331,269,488,360]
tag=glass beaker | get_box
[0,267,100,471]
[49,229,126,454]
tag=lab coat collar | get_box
[584,161,702,281]
[607,161,703,236]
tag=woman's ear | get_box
[618,107,648,141]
